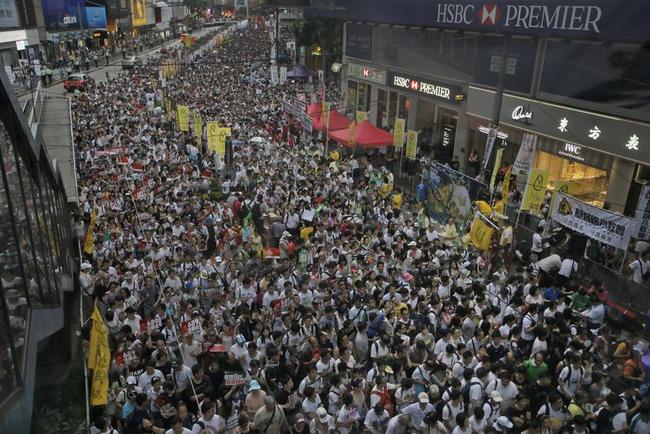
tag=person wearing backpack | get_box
[629,252,650,284]
[557,353,584,399]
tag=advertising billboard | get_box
[85,6,107,29]
[42,0,108,30]
[130,0,147,27]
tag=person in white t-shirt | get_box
[192,399,225,434]
[165,417,192,434]
[629,252,649,285]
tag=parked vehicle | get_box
[63,73,95,92]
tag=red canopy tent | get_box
[329,120,393,148]
[311,110,352,132]
[307,102,322,117]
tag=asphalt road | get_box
[26,26,217,99]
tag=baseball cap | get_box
[249,379,261,391]
[126,376,137,385]
[316,407,328,420]
[496,416,513,428]
[490,391,503,403]
[418,392,429,404]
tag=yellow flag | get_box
[83,208,97,255]
[490,147,504,191]
[502,166,512,197]
[470,215,494,251]
[348,121,357,146]
[88,301,110,406]
[521,168,549,213]
[177,105,190,132]
[217,127,232,157]
[207,122,219,152]
[549,180,574,216]
[356,111,367,122]
[322,101,330,130]
[193,112,202,145]
[406,130,418,159]
[393,118,405,148]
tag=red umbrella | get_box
[312,109,352,132]
[329,120,393,148]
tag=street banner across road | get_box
[552,192,632,250]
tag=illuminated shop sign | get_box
[347,62,387,85]
[388,71,464,104]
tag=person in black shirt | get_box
[592,393,623,434]
[525,372,553,416]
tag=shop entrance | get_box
[535,151,609,207]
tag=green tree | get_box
[294,17,343,62]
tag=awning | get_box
[329,120,393,148]
[311,109,352,132]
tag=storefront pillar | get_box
[453,103,469,172]
[604,158,635,213]
[407,97,418,131]
[369,85,378,125]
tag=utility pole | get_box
[480,34,511,181]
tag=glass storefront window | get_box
[22,170,55,306]
[34,180,59,303]
[535,151,609,207]
[346,80,358,116]
[377,88,387,128]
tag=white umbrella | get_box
[250,136,267,144]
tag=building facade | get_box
[0,58,77,433]
[307,0,650,215]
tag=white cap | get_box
[490,391,503,402]
[417,392,429,403]
[316,407,327,420]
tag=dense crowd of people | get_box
[76,17,650,434]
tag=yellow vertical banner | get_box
[355,111,367,122]
[393,118,405,148]
[177,105,190,132]
[348,122,357,146]
[549,180,574,215]
[83,208,97,255]
[322,102,330,130]
[216,127,232,157]
[405,130,418,160]
[469,215,495,251]
[193,112,202,145]
[521,168,549,213]
[502,166,512,197]
[490,147,504,191]
[88,301,110,406]
[207,122,219,152]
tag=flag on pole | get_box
[405,130,418,160]
[88,301,110,406]
[83,208,97,255]
[393,118,405,148]
[177,105,190,132]
[193,112,202,145]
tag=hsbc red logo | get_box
[362,68,369,77]
[478,4,501,26]
[410,80,419,91]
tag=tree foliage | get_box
[293,17,343,60]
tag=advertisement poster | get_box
[85,6,107,29]
[521,168,549,213]
[552,192,632,250]
[130,0,147,27]
[426,162,488,226]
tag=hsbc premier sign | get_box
[388,71,464,104]
[308,0,650,42]
[435,2,602,34]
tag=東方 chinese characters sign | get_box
[467,86,650,164]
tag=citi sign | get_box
[436,3,602,32]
